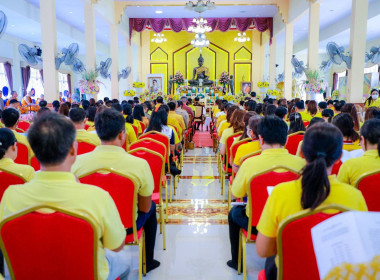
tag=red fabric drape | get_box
[332,72,338,91]
[3,62,13,92]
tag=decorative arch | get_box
[234,46,252,61]
[151,47,168,61]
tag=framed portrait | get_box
[147,74,164,94]
[241,81,252,94]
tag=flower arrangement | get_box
[123,90,136,97]
[332,90,341,100]
[257,81,269,88]
[267,89,280,98]
[219,71,230,84]
[224,95,234,102]
[303,69,324,94]
[173,71,184,85]
[211,85,223,92]
[178,85,191,92]
[133,82,145,88]
[78,70,102,95]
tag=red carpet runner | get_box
[193,130,213,148]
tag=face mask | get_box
[372,94,379,100]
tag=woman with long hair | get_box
[333,113,361,151]
[123,103,142,134]
[239,111,257,141]
[288,113,306,134]
[364,107,380,121]
[341,103,360,131]
[133,104,149,128]
[219,109,245,156]
[365,89,380,108]
[307,100,318,118]
[256,123,367,280]
[58,103,69,117]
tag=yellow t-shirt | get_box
[0,171,125,280]
[72,145,154,199]
[314,112,322,118]
[167,125,181,145]
[86,121,95,130]
[220,127,236,145]
[11,129,33,159]
[189,105,196,114]
[0,158,34,182]
[76,129,101,147]
[231,148,306,218]
[216,114,227,129]
[233,140,261,167]
[365,99,380,108]
[125,123,137,145]
[298,111,312,122]
[218,121,230,138]
[343,140,361,151]
[133,119,142,134]
[169,111,186,131]
[213,108,221,116]
[337,150,380,186]
[167,115,182,140]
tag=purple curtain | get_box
[149,18,167,33]
[39,69,44,85]
[235,18,253,32]
[332,72,338,91]
[168,18,183,32]
[3,62,13,91]
[21,66,31,96]
[67,73,72,93]
[253,18,273,44]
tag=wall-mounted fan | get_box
[0,11,7,39]
[365,46,380,64]
[320,42,351,72]
[291,55,306,78]
[55,43,86,73]
[72,58,85,73]
[18,44,43,66]
[97,58,112,79]
[118,66,132,81]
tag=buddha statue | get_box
[188,54,213,87]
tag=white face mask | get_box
[372,94,379,100]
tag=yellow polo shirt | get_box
[86,121,95,130]
[167,125,181,145]
[218,121,230,138]
[314,112,322,118]
[233,140,261,166]
[76,129,101,146]
[167,115,182,139]
[365,99,380,108]
[231,148,305,218]
[169,111,186,131]
[338,150,380,186]
[298,111,312,122]
[133,119,142,134]
[216,114,227,129]
[0,158,34,182]
[0,171,125,280]
[343,140,361,151]
[72,145,154,199]
[220,127,235,145]
[11,129,33,159]
[125,123,137,144]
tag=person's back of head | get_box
[255,103,263,115]
[82,100,90,111]
[86,106,97,122]
[322,109,334,123]
[334,100,345,112]
[89,98,96,107]
[144,101,152,112]
[239,111,257,140]
[95,108,126,142]
[318,101,327,110]
[122,103,134,124]
[52,100,60,111]
[133,104,145,121]
[2,108,19,128]
[258,116,288,147]
[71,104,79,109]
[226,105,238,122]
[307,100,318,116]
[265,104,277,116]
[295,100,305,110]
[104,97,109,103]
[146,107,167,132]
[288,112,306,134]
[105,100,113,107]
[0,128,17,160]
[229,109,245,132]
[58,103,69,116]
[65,102,71,110]
[194,97,200,102]
[39,100,47,108]
[307,117,324,128]
[275,106,287,119]
[250,91,256,98]
[157,96,164,104]
[111,103,122,113]
[301,123,343,209]
[28,113,76,166]
[168,102,176,111]
[341,103,360,131]
[365,107,380,121]
[69,107,86,124]
[246,100,257,112]
[112,99,119,104]
[177,100,183,108]
[333,113,359,142]
[36,107,52,119]
[360,119,380,156]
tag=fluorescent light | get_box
[155,10,163,14]
[69,11,73,14]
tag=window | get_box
[27,68,44,98]
[58,72,69,94]
[0,63,10,90]
[364,65,379,74]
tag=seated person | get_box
[7,99,22,112]
[121,103,141,138]
[72,108,160,273]
[0,113,130,280]
[85,106,97,131]
[39,100,47,108]
[167,102,184,140]
[232,115,263,173]
[338,119,380,186]
[322,108,334,123]
[1,108,32,156]
[69,107,100,147]
[288,113,306,134]
[256,123,367,280]
[317,101,327,118]
[218,104,237,138]
[227,117,305,271]
[0,128,34,182]
[333,113,362,151]
[295,100,311,122]
[5,91,18,107]
[21,89,39,112]
[219,109,245,156]
[117,104,137,145]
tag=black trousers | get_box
[126,201,157,265]
[228,205,258,265]
[265,255,277,280]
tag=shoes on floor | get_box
[226,260,239,271]
[146,259,160,273]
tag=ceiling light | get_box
[191,33,209,52]
[151,33,167,43]
[155,10,163,14]
[185,0,216,14]
[11,24,15,27]
[68,11,73,14]
[234,32,250,43]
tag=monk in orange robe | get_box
[21,90,39,112]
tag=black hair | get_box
[0,128,17,159]
[265,104,277,116]
[327,100,334,106]
[82,100,90,111]
[177,100,183,107]
[322,109,334,123]
[111,103,122,113]
[65,101,71,109]
[250,91,256,98]
[318,101,327,110]
[2,108,19,128]
[86,106,97,122]
[27,113,76,165]
[333,113,360,142]
[36,107,51,119]
[168,102,176,111]
[288,113,306,134]
[112,99,119,104]
[275,106,287,119]
[106,100,113,107]
[9,99,18,105]
[246,100,257,112]
[39,100,47,108]
[146,107,167,133]
[133,104,145,122]
[360,119,380,156]
[122,103,134,124]
[52,100,60,111]
[95,108,125,141]
[257,116,288,146]
[301,123,343,210]
[334,100,346,112]
[144,101,153,112]
[69,107,86,123]
[71,104,79,109]
[104,97,109,102]
[295,101,304,109]
[255,103,263,115]
[194,97,200,102]
[157,96,164,104]
[365,89,379,106]
[308,117,325,128]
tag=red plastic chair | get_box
[128,138,166,161]
[17,121,31,132]
[0,170,26,201]
[285,132,305,155]
[14,128,25,133]
[77,141,96,155]
[78,169,146,279]
[331,160,342,175]
[355,169,380,211]
[238,166,300,279]
[128,148,166,249]
[14,142,29,165]
[303,121,310,127]
[84,124,90,130]
[29,156,41,171]
[139,121,145,132]
[0,204,98,279]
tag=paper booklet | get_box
[311,211,380,279]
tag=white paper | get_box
[311,211,380,279]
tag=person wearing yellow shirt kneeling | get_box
[0,128,34,182]
[338,119,380,186]
[256,123,367,280]
[69,107,101,147]
[227,117,306,271]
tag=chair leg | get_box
[161,204,166,250]
[165,185,169,223]
[173,175,176,196]
[142,231,147,276]
[228,182,231,210]
[222,174,225,203]
[169,175,173,203]
[138,238,143,280]
[238,231,242,275]
[242,237,247,280]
